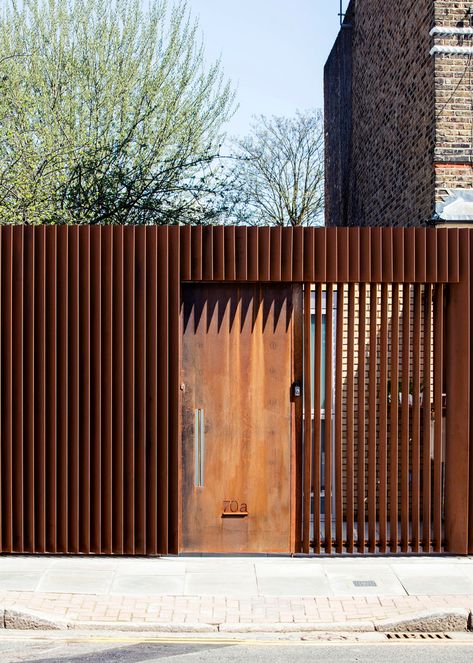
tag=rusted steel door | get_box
[181,284,302,553]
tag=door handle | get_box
[194,408,204,487]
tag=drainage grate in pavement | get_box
[385,633,453,640]
[353,580,377,587]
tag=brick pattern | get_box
[0,590,471,625]
[433,2,473,206]
[325,0,473,227]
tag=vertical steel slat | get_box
[67,228,79,553]
[302,285,312,553]
[415,229,427,284]
[433,285,444,551]
[393,229,405,283]
[112,228,124,554]
[294,286,303,553]
[447,228,460,283]
[56,228,68,553]
[426,232,438,283]
[270,227,282,281]
[337,231,349,283]
[371,228,382,283]
[346,283,355,553]
[2,227,13,552]
[304,228,315,282]
[437,229,448,284]
[381,228,393,283]
[247,228,259,281]
[348,228,360,282]
[390,285,400,552]
[235,227,247,281]
[470,232,473,555]
[180,226,191,281]
[404,234,415,283]
[146,227,158,554]
[79,228,91,553]
[313,228,326,282]
[258,227,270,281]
[401,283,411,552]
[422,285,432,552]
[368,283,377,553]
[357,283,366,552]
[33,228,46,553]
[135,228,146,554]
[213,226,225,281]
[12,228,24,551]
[326,229,338,283]
[46,228,57,552]
[101,227,113,554]
[444,232,470,554]
[379,283,388,553]
[292,227,303,282]
[335,283,344,553]
[203,226,213,281]
[281,227,293,281]
[23,228,35,552]
[123,228,135,554]
[412,284,422,552]
[224,226,236,281]
[157,228,169,553]
[0,229,2,551]
[168,226,180,554]
[313,284,322,554]
[191,225,203,281]
[360,230,371,282]
[90,229,102,553]
[324,284,333,553]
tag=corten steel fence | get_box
[0,225,471,555]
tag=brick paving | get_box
[0,590,472,626]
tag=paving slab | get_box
[255,562,326,578]
[37,570,114,595]
[184,560,257,574]
[0,556,53,571]
[393,563,473,596]
[256,575,334,597]
[110,574,185,596]
[114,560,187,576]
[185,572,258,596]
[0,572,43,592]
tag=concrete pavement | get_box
[0,555,472,631]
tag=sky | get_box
[186,1,347,138]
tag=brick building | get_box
[325,0,473,227]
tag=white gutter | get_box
[430,26,473,36]
[430,45,473,56]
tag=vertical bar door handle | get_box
[194,408,204,487]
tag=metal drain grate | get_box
[353,580,377,587]
[385,633,453,640]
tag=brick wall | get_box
[432,2,473,213]
[325,0,436,227]
[325,1,473,227]
[324,5,354,227]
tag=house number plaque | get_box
[222,500,248,516]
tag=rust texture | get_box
[181,284,302,553]
[0,225,469,555]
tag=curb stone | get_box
[67,621,218,633]
[1,607,472,634]
[373,608,470,633]
[3,609,67,631]
[219,621,375,633]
